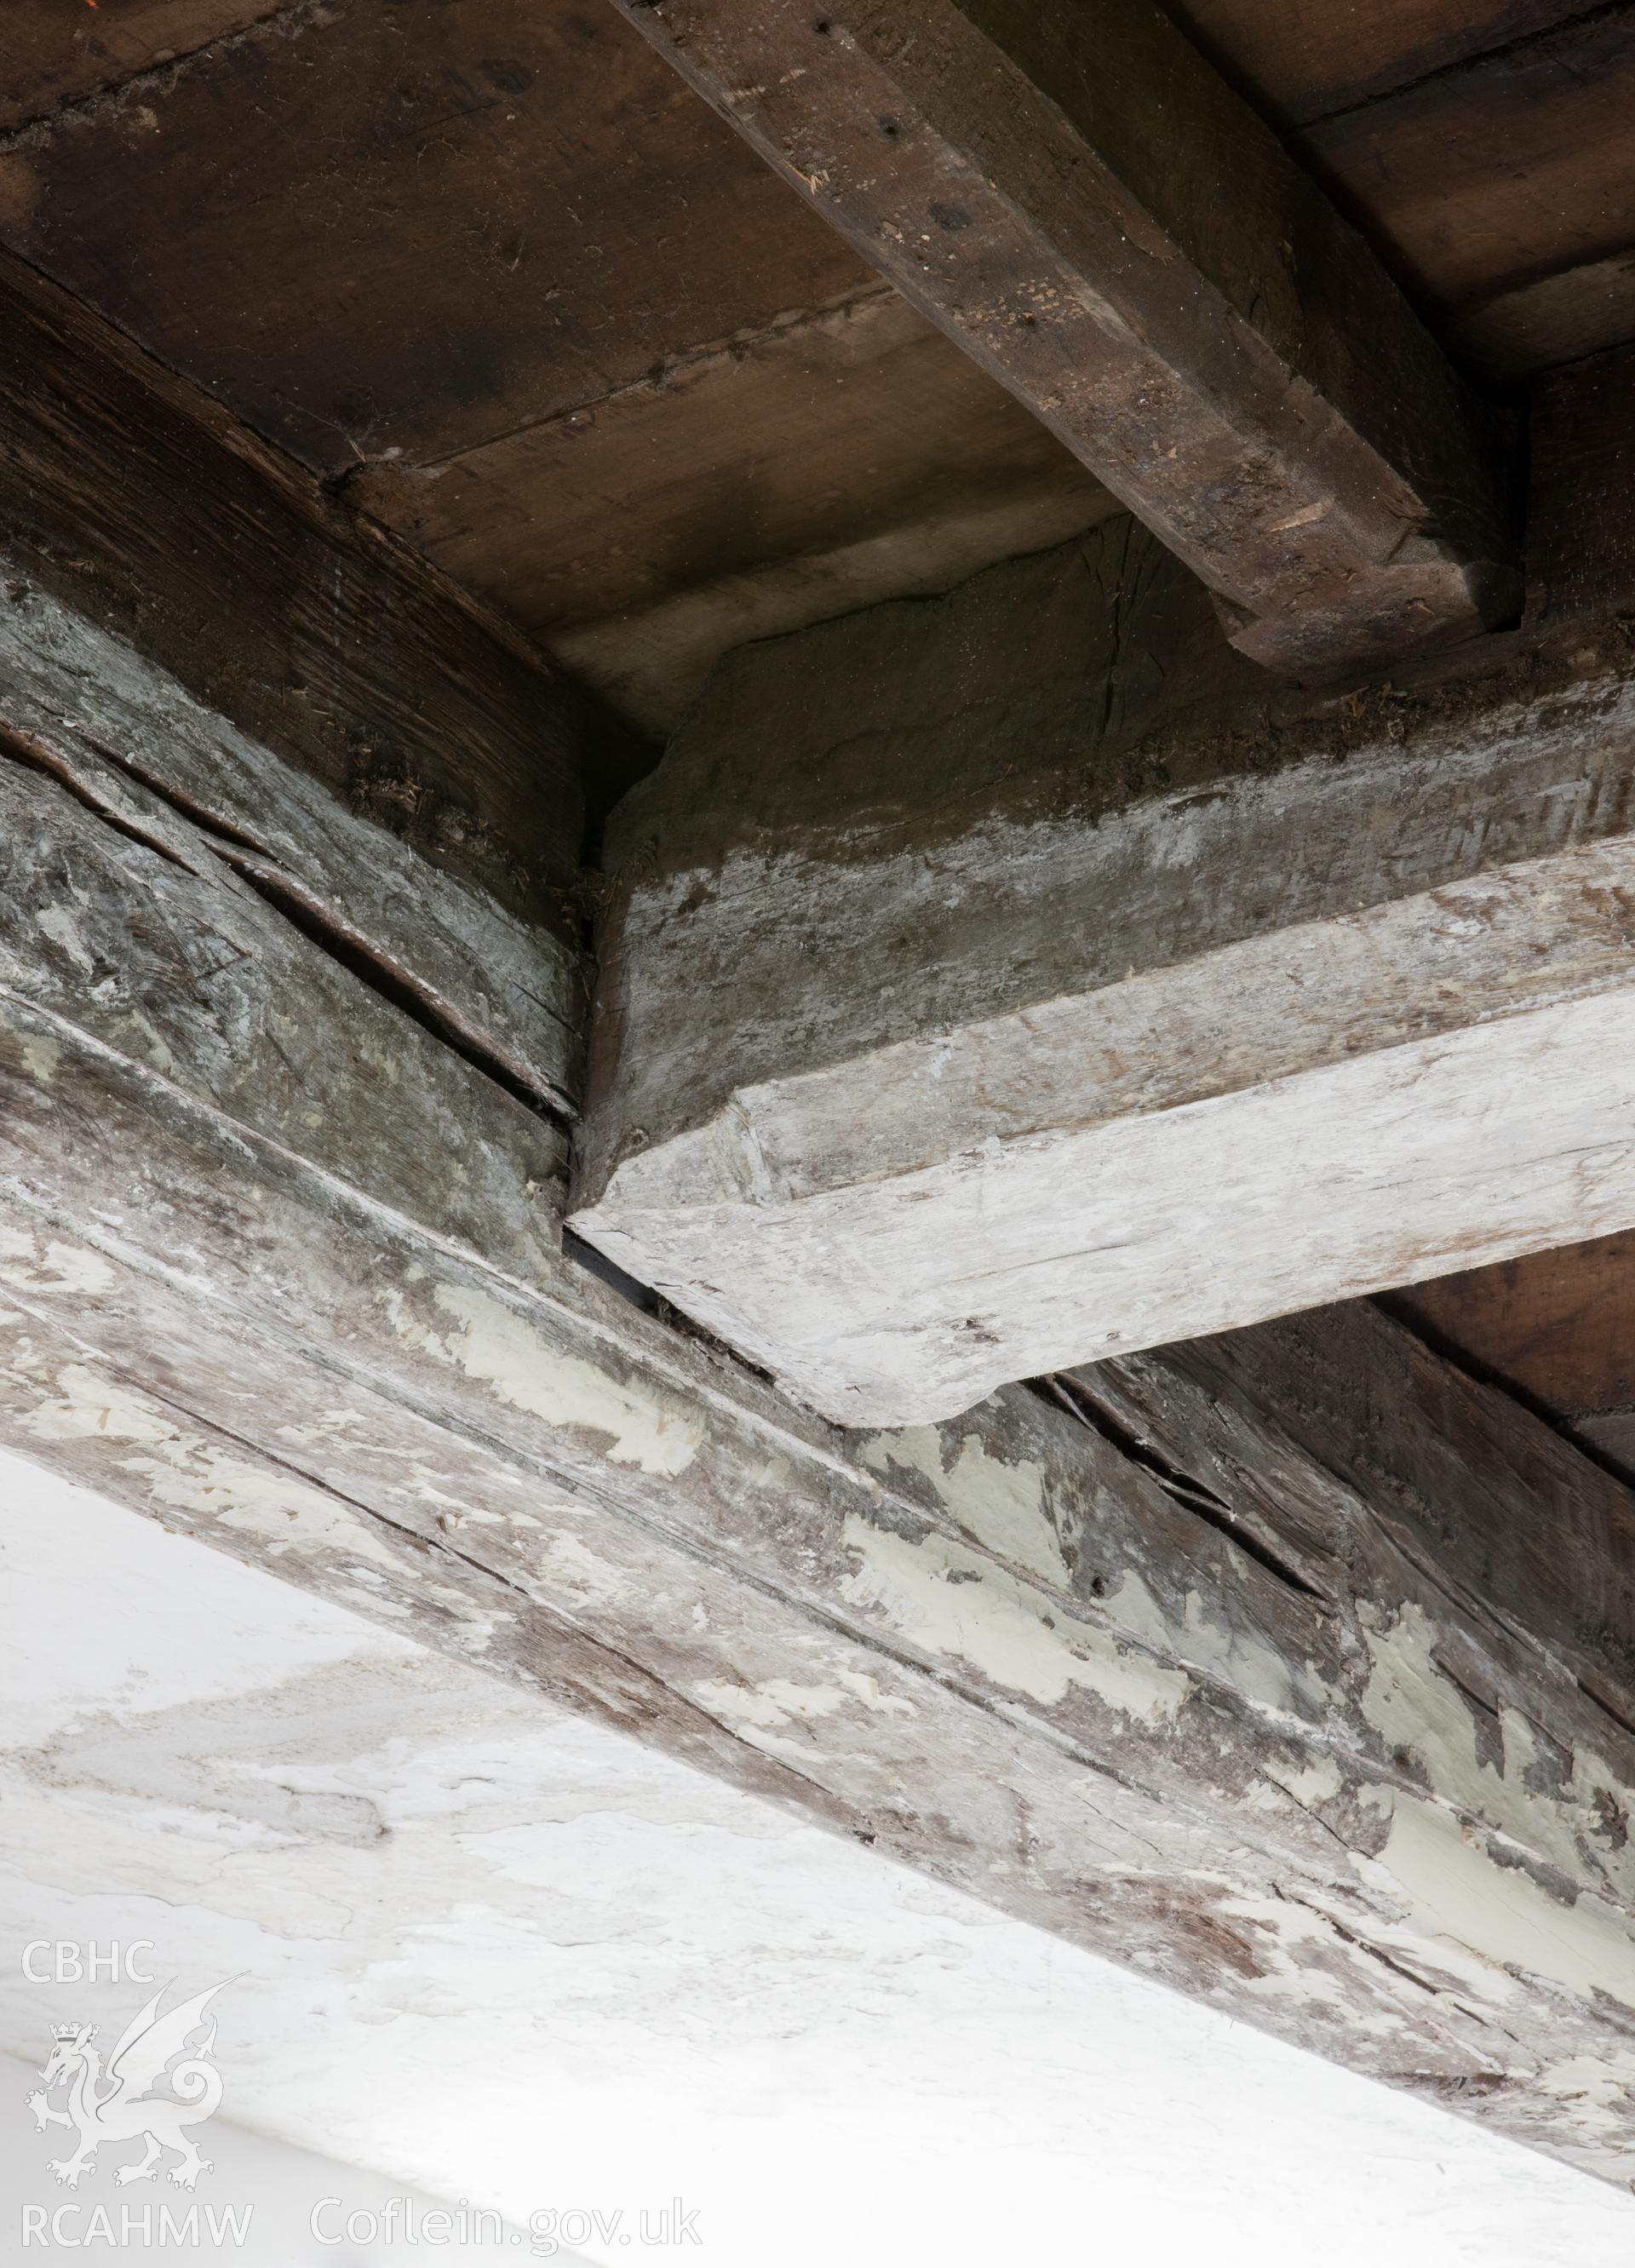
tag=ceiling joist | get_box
[605,0,1521,673]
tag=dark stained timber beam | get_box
[571,520,1635,1425]
[600,0,1520,675]
[8,643,1635,2183]
[0,248,590,946]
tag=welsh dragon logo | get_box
[25,1983,225,2191]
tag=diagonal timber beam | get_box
[8,584,1635,2180]
[0,248,591,945]
[571,518,1635,1426]
[0,248,594,1111]
[600,0,1519,675]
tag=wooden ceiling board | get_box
[0,0,871,474]
[1168,0,1635,372]
[1305,6,1635,319]
[0,0,273,134]
[1448,247,1635,378]
[1390,1235,1635,1420]
[1167,0,1609,126]
[1389,1231,1635,1487]
[354,287,1112,636]
[7,0,1635,720]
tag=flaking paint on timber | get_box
[1373,1792,1635,2012]
[858,1424,1064,1582]
[382,1276,703,1478]
[19,1364,407,1576]
[838,1511,1192,1722]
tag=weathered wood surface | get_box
[0,581,580,1113]
[355,283,1117,735]
[1095,1303,1635,1735]
[0,0,270,134]
[0,0,866,479]
[1448,250,1635,388]
[1167,0,1587,125]
[0,716,568,1273]
[574,520,1635,1425]
[601,0,1518,675]
[8,716,1635,2180]
[1389,1232,1635,1484]
[1173,0,1635,382]
[0,0,1110,744]
[1301,4,1635,368]
[0,250,586,932]
[1528,344,1635,632]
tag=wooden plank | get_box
[1527,343,1635,629]
[1305,8,1635,325]
[0,0,272,135]
[0,731,569,1275]
[357,284,1116,732]
[0,249,588,943]
[0,0,1117,737]
[8,731,1635,2179]
[1389,1236,1635,1418]
[572,518,1635,1426]
[1445,250,1635,385]
[1386,1227,1635,1486]
[1093,1301,1635,1727]
[596,0,1518,675]
[1167,0,1595,127]
[0,0,869,478]
[547,477,1120,736]
[1172,3,1635,381]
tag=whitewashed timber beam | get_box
[8,576,1635,2180]
[571,518,1635,1427]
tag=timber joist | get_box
[572,515,1635,1425]
[603,0,1521,674]
[6,556,1635,2175]
[9,0,1635,2195]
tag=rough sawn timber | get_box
[573,521,1635,1426]
[8,653,1635,2181]
[600,0,1519,675]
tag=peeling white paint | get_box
[1219,1888,1408,2039]
[1265,1756,1345,1809]
[387,1281,702,1477]
[1375,1792,1635,2012]
[0,1226,115,1295]
[1104,1567,1330,1722]
[19,1033,60,1085]
[692,1679,853,1733]
[521,1530,627,1612]
[1358,1601,1635,1909]
[1536,2050,1635,2138]
[695,1668,917,1738]
[840,1513,1190,1720]
[34,901,95,975]
[20,1364,408,1576]
[859,1427,1064,1583]
[6,1449,1635,2262]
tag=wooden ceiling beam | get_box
[571,510,1635,1425]
[6,666,1635,2174]
[601,0,1520,675]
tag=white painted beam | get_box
[7,629,1635,2180]
[572,523,1635,1424]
